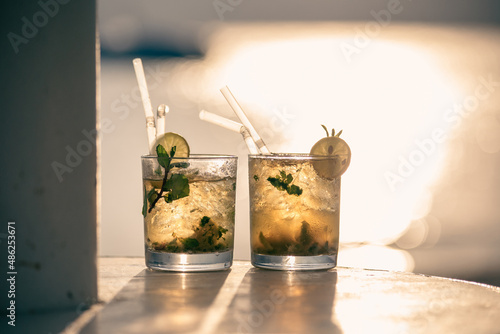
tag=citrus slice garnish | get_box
[309,125,351,179]
[154,132,190,158]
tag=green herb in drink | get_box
[142,144,190,216]
[200,216,210,227]
[255,221,329,256]
[267,170,303,196]
[153,216,230,253]
[181,238,200,250]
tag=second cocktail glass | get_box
[249,154,344,270]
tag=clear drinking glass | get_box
[142,154,237,271]
[249,154,343,270]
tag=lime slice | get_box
[310,136,351,179]
[154,132,190,158]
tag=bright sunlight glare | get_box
[212,35,455,244]
[169,24,463,271]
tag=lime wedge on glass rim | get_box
[309,125,351,179]
[154,132,190,158]
[149,132,190,188]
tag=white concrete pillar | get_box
[0,0,98,315]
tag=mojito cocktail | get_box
[142,151,237,271]
[249,126,351,270]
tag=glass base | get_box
[146,249,233,272]
[251,252,337,271]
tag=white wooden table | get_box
[69,258,500,334]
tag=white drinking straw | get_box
[133,58,156,154]
[199,110,260,154]
[239,127,260,155]
[156,104,169,139]
[199,110,242,133]
[220,86,271,154]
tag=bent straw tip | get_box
[157,104,169,115]
[199,110,208,119]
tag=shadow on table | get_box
[81,268,230,334]
[217,268,341,334]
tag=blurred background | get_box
[98,0,500,286]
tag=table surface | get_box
[76,258,500,334]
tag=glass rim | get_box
[248,153,348,160]
[141,154,238,160]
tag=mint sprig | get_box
[142,144,190,216]
[150,216,230,252]
[267,170,303,196]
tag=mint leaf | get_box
[218,226,228,239]
[148,145,190,212]
[287,184,303,196]
[200,216,210,227]
[169,146,177,158]
[156,144,168,157]
[181,238,199,250]
[163,174,189,202]
[147,189,158,204]
[267,170,302,196]
[165,239,179,252]
[142,186,148,217]
[156,144,170,168]
[267,177,287,191]
[253,175,259,181]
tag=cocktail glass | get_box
[249,154,344,270]
[142,154,237,271]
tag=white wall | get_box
[97,1,500,286]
